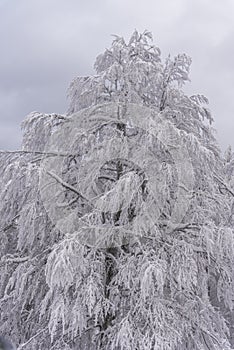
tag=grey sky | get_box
[0,0,233,150]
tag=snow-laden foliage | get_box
[0,30,234,349]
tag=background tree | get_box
[0,30,234,349]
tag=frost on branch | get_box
[0,30,234,350]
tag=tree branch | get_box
[0,150,79,157]
[46,170,93,206]
[214,175,234,197]
[18,327,48,349]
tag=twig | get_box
[18,327,47,349]
[1,256,29,264]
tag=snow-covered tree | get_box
[0,30,234,349]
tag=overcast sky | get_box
[0,0,234,151]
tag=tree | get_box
[0,30,234,350]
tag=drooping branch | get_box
[46,170,93,206]
[214,175,234,197]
